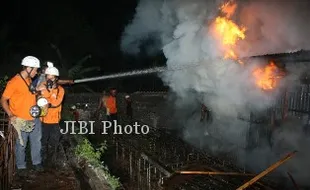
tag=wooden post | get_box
[237,151,297,190]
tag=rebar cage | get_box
[0,108,15,190]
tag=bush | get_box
[75,138,105,167]
[75,136,121,189]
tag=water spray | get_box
[71,50,293,85]
[73,63,201,84]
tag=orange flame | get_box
[214,17,246,46]
[220,0,237,18]
[211,0,246,63]
[210,0,284,90]
[253,61,284,90]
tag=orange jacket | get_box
[2,74,36,120]
[40,85,65,124]
[105,96,117,114]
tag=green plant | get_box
[75,137,121,189]
[106,173,121,190]
[75,138,105,166]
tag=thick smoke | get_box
[121,0,310,187]
[237,0,310,57]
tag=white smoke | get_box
[237,0,310,57]
[121,0,310,187]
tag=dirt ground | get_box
[11,167,80,190]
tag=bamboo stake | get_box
[237,151,297,190]
[175,171,255,176]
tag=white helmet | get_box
[21,56,40,68]
[125,95,130,99]
[44,62,59,76]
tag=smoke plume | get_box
[121,0,310,187]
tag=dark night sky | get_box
[0,0,166,91]
[0,0,136,67]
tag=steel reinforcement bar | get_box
[98,117,280,190]
[0,108,15,190]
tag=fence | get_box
[0,108,15,190]
[100,122,279,190]
[110,137,170,190]
[68,90,307,189]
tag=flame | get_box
[220,0,237,18]
[214,17,246,46]
[253,61,284,90]
[210,0,284,90]
[211,0,246,63]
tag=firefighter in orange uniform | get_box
[105,88,118,122]
[36,62,65,167]
[1,56,43,175]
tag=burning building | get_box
[120,0,310,187]
[237,50,310,142]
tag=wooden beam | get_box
[176,171,255,176]
[236,151,297,190]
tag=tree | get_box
[50,43,100,93]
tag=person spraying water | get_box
[31,62,74,90]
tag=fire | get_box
[211,0,246,62]
[210,0,284,90]
[220,0,237,18]
[214,17,246,46]
[253,61,284,90]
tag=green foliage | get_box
[75,138,106,167]
[75,137,121,189]
[105,173,121,190]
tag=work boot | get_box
[33,164,44,172]
[11,177,23,189]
